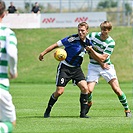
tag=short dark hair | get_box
[0,0,6,16]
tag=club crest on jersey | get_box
[100,45,104,49]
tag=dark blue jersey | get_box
[60,34,91,67]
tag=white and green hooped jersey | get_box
[0,24,18,91]
[86,32,115,65]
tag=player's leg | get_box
[0,89,16,132]
[77,80,89,118]
[0,122,13,133]
[86,64,99,115]
[44,86,64,118]
[102,64,131,117]
[73,66,89,118]
[109,78,131,117]
[85,82,96,114]
[44,63,68,118]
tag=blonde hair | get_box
[100,21,112,31]
[78,22,89,30]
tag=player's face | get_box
[101,28,110,37]
[78,26,88,41]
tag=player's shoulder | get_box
[68,34,79,38]
[107,36,115,45]
[91,32,99,36]
[87,32,99,38]
[1,24,14,33]
[0,23,7,30]
[1,24,16,40]
[67,34,80,42]
[108,35,114,41]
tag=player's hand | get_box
[9,72,18,79]
[39,53,44,61]
[85,46,92,53]
[101,63,110,70]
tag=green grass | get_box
[11,27,132,84]
[8,27,133,132]
[10,83,132,133]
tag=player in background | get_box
[39,22,91,118]
[0,0,18,133]
[85,21,131,117]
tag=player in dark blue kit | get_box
[39,22,91,118]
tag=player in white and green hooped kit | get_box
[85,21,131,117]
[88,32,114,65]
[0,1,18,133]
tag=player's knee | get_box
[114,89,123,96]
[55,87,64,96]
[88,89,93,94]
[58,91,64,96]
[55,90,64,97]
[81,86,88,93]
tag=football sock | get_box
[80,93,88,115]
[118,92,129,111]
[88,93,92,103]
[47,93,57,108]
[44,93,58,117]
[0,122,13,133]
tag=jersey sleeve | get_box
[6,29,18,75]
[57,36,69,47]
[57,40,63,47]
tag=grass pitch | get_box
[11,83,132,133]
[8,27,132,132]
[12,27,132,84]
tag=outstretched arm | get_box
[39,43,59,61]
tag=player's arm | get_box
[39,43,59,61]
[6,31,18,79]
[86,46,110,69]
[8,47,18,79]
[86,46,108,62]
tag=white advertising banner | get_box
[3,14,40,29]
[2,12,106,29]
[41,12,106,28]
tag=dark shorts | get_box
[56,63,85,87]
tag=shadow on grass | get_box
[18,115,125,119]
[18,115,80,119]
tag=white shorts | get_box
[0,89,16,122]
[86,63,117,83]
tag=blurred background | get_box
[4,0,133,26]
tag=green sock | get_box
[0,122,13,133]
[88,93,92,103]
[118,92,129,111]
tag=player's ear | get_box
[1,12,5,18]
[86,29,89,34]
